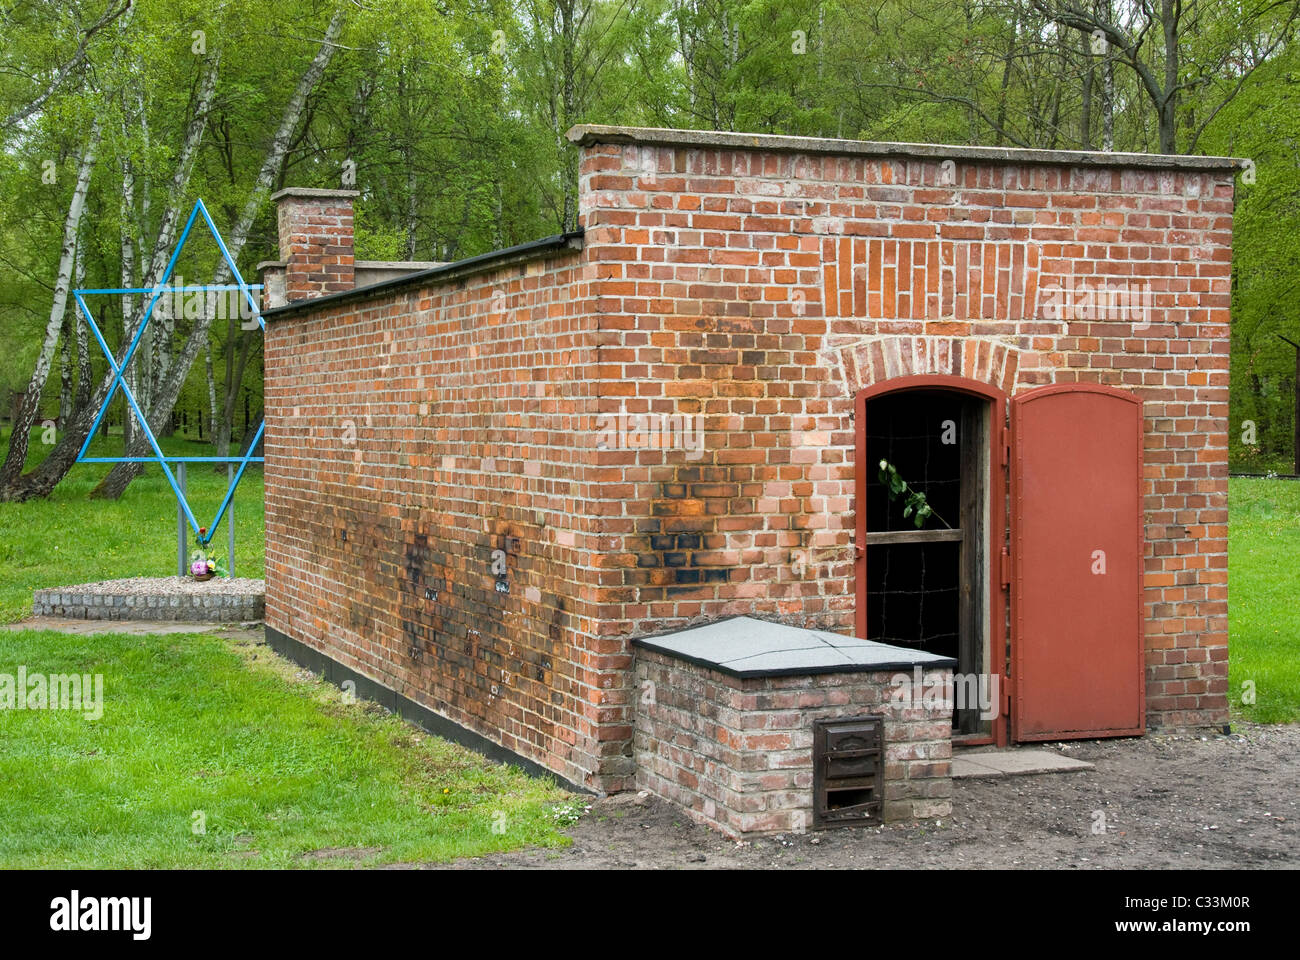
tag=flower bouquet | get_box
[189,528,228,581]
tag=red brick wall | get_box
[264,133,1233,795]
[578,139,1232,741]
[263,249,615,789]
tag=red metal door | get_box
[1010,384,1144,740]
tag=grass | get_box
[1228,477,1300,724]
[0,627,574,867]
[0,429,265,622]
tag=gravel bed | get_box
[40,577,265,596]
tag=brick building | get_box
[260,126,1241,835]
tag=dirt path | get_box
[1,615,263,641]
[447,723,1300,870]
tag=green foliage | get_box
[1201,46,1300,471]
[877,458,947,529]
[3,1,1300,481]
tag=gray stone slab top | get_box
[566,124,1248,173]
[632,616,957,678]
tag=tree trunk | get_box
[993,21,1016,147]
[560,2,578,231]
[397,63,419,260]
[0,122,101,495]
[205,341,219,447]
[1101,0,1115,154]
[1080,29,1094,148]
[120,139,142,452]
[1160,0,1179,153]
[135,56,220,323]
[215,324,255,469]
[405,167,418,259]
[216,299,238,458]
[238,410,264,459]
[124,50,220,460]
[59,311,72,423]
[73,223,92,413]
[89,4,347,500]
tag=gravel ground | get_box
[40,576,265,596]
[445,723,1300,870]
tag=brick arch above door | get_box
[831,336,1024,397]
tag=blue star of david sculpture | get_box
[74,199,264,547]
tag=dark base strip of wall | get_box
[263,625,593,794]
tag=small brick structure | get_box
[634,618,954,836]
[33,578,265,623]
[269,187,358,301]
[256,125,1244,833]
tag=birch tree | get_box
[0,121,100,491]
[516,0,639,231]
[1,1,345,502]
[0,53,218,500]
[0,0,130,134]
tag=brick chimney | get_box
[270,187,359,302]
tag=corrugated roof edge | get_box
[566,123,1250,173]
[261,230,584,320]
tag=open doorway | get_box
[859,387,992,738]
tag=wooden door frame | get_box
[854,374,1009,747]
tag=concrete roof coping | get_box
[632,615,957,679]
[269,186,360,202]
[356,259,446,270]
[257,259,444,272]
[566,124,1249,173]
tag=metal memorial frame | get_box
[74,199,264,552]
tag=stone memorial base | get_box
[33,577,264,623]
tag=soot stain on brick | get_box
[634,466,741,598]
[400,530,449,668]
[488,517,564,713]
[327,505,398,640]
[391,511,570,739]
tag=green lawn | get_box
[0,627,575,867]
[1228,477,1300,724]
